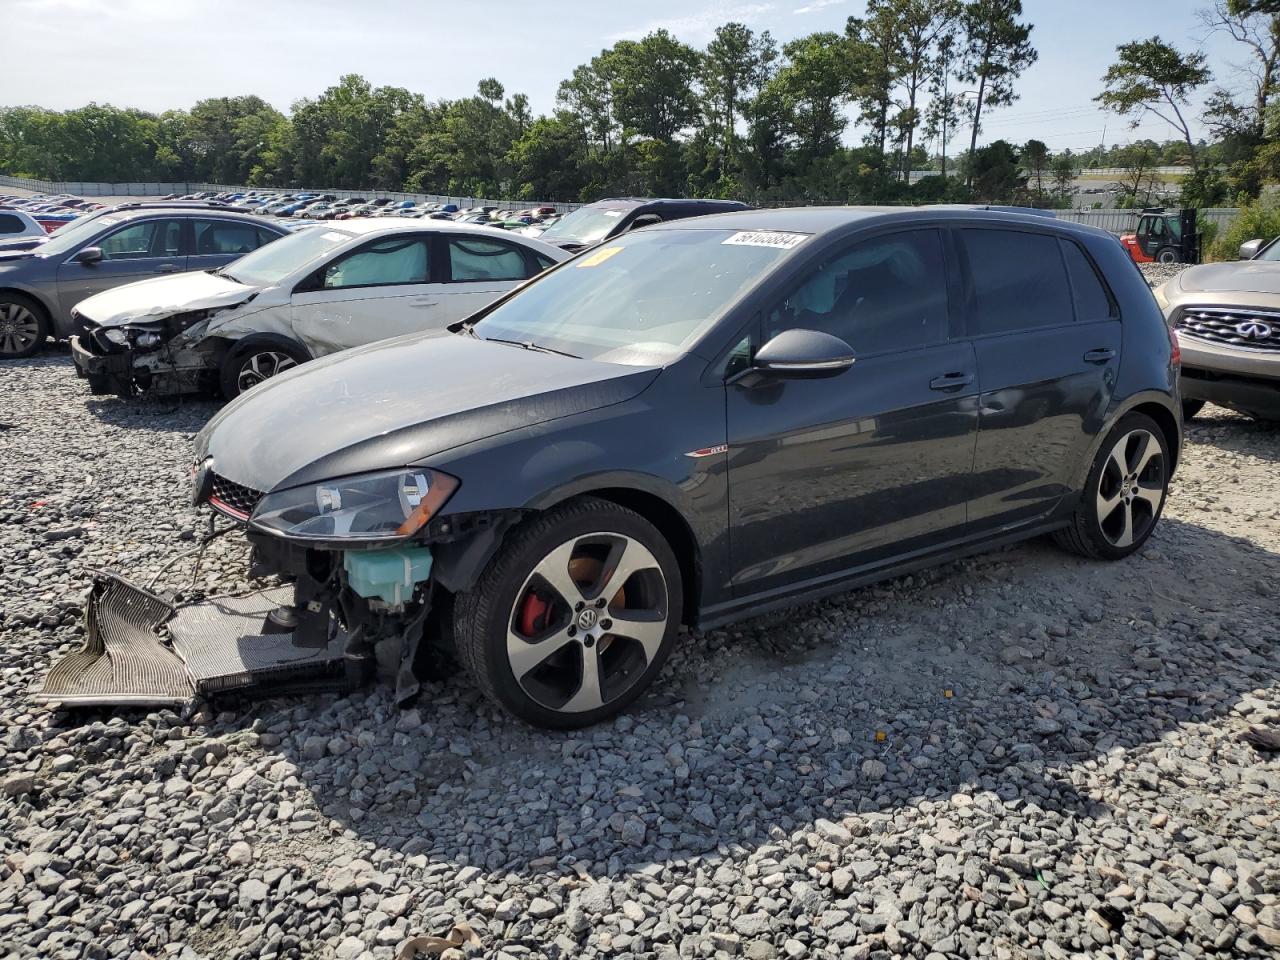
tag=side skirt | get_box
[696,518,1069,632]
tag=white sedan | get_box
[69,219,571,398]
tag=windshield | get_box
[470,227,803,365]
[1255,238,1280,261]
[222,227,353,286]
[537,204,637,245]
[37,213,123,257]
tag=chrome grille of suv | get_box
[1176,307,1280,352]
[209,473,263,520]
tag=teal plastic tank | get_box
[343,547,433,605]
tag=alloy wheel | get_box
[236,351,297,393]
[1095,428,1165,548]
[506,533,668,715]
[0,303,40,357]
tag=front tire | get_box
[453,497,683,728]
[1156,247,1180,264]
[0,293,48,359]
[1054,412,1170,560]
[219,341,308,398]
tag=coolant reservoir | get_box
[343,548,433,605]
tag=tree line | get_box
[2,0,1279,210]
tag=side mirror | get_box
[73,246,103,265]
[737,328,855,384]
[1239,238,1265,261]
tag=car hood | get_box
[75,271,259,325]
[197,333,660,493]
[1174,261,1280,295]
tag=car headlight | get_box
[249,468,459,542]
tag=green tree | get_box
[886,0,961,179]
[965,138,1021,200]
[610,31,703,142]
[959,0,1038,189]
[846,6,898,157]
[771,32,855,165]
[1096,37,1211,173]
[1021,137,1048,203]
[702,22,777,174]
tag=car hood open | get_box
[75,270,258,326]
[1176,261,1280,295]
[197,333,659,493]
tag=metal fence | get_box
[0,175,584,214]
[1056,207,1240,234]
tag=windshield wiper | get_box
[482,336,580,359]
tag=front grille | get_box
[209,473,264,521]
[1176,307,1280,352]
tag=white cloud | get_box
[793,0,843,13]
[607,3,776,43]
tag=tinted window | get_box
[1060,240,1115,321]
[322,235,429,289]
[193,219,262,256]
[448,236,531,281]
[98,219,183,260]
[964,229,1073,334]
[257,226,283,247]
[0,214,23,234]
[766,229,949,355]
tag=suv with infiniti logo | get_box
[1153,236,1280,422]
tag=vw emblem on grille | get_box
[1236,320,1273,340]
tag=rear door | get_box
[433,233,547,324]
[289,232,437,354]
[963,228,1122,532]
[55,216,187,312]
[188,218,281,272]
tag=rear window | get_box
[1060,239,1116,321]
[964,229,1073,334]
[0,214,23,234]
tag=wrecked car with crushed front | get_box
[70,219,568,398]
[39,207,1181,729]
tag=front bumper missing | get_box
[70,337,136,397]
[35,573,347,707]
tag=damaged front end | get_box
[39,461,518,709]
[70,307,228,398]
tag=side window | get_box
[765,229,950,356]
[257,226,284,247]
[963,229,1074,334]
[1060,240,1116,322]
[321,236,430,289]
[97,219,182,260]
[193,219,261,256]
[0,214,23,234]
[448,236,532,281]
[534,253,559,271]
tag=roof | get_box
[320,216,570,254]
[646,205,1111,241]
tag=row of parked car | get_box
[0,194,108,239]
[36,200,1197,728]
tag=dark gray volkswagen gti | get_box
[181,207,1181,727]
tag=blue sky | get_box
[3,0,1249,152]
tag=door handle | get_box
[155,264,180,273]
[1084,348,1116,364]
[929,372,973,391]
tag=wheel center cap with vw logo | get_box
[1236,320,1273,340]
[577,608,599,631]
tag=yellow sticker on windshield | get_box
[576,246,624,268]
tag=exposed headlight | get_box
[249,468,459,542]
[103,328,130,346]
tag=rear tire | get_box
[219,340,308,398]
[0,293,48,359]
[1156,247,1180,264]
[453,497,683,729]
[1053,412,1170,561]
[1181,399,1204,421]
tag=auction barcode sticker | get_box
[722,231,808,249]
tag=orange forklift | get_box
[1119,208,1201,265]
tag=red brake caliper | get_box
[519,591,549,636]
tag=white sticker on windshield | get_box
[603,210,624,218]
[722,231,808,249]
[321,231,347,241]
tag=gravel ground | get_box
[2,267,1279,960]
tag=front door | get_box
[56,217,187,316]
[961,228,1123,531]
[289,233,441,355]
[189,218,278,273]
[726,228,979,599]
